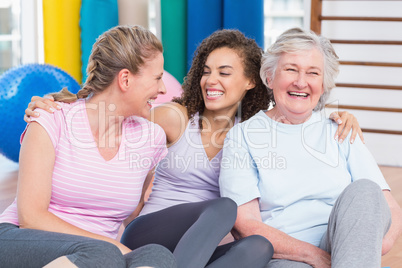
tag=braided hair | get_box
[50,25,163,102]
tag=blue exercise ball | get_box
[0,63,81,162]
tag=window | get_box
[0,0,21,74]
[264,0,308,50]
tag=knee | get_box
[352,179,381,193]
[126,244,177,268]
[208,197,237,223]
[345,179,382,201]
[239,235,274,258]
[74,240,125,267]
[344,179,389,216]
[216,197,237,213]
[230,235,273,266]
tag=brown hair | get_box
[51,25,163,102]
[173,29,272,129]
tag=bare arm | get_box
[17,122,132,254]
[148,102,188,146]
[382,190,402,255]
[234,199,331,268]
[24,97,190,147]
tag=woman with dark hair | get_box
[122,29,275,268]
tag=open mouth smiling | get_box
[206,90,224,97]
[288,91,309,98]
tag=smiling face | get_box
[267,48,324,123]
[130,52,166,118]
[200,47,255,116]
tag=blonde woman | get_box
[0,25,176,268]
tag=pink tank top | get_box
[0,100,167,238]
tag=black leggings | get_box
[121,198,273,268]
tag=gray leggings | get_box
[266,179,392,268]
[121,197,274,268]
[0,223,177,268]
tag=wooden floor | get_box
[0,155,401,266]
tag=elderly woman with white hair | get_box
[219,27,402,268]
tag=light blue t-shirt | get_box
[219,110,390,246]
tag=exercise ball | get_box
[155,70,183,106]
[0,63,81,162]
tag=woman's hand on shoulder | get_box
[24,95,61,123]
[329,111,364,144]
[149,102,188,146]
